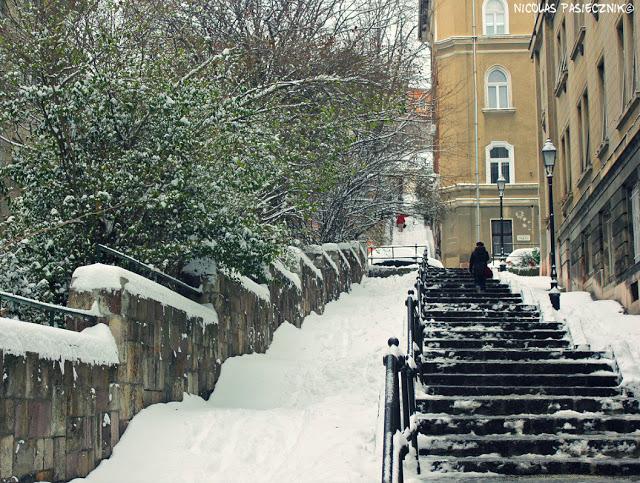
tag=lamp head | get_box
[496,175,506,196]
[542,138,557,177]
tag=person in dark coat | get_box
[469,241,490,291]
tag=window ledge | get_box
[482,108,516,114]
[577,165,593,188]
[596,138,610,159]
[616,91,640,130]
[561,192,574,215]
[569,27,586,61]
[553,69,568,97]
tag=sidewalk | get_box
[497,271,640,395]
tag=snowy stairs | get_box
[415,268,640,477]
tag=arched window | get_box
[486,141,515,184]
[484,0,508,35]
[486,67,510,109]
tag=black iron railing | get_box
[96,244,202,299]
[368,244,429,265]
[382,337,406,483]
[381,290,423,483]
[0,291,98,328]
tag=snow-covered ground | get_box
[498,272,640,394]
[72,273,416,483]
[370,216,442,267]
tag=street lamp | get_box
[496,175,507,272]
[542,138,560,310]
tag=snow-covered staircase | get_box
[415,267,640,478]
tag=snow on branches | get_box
[0,0,435,301]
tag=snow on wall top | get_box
[304,243,357,275]
[71,264,218,325]
[288,247,323,280]
[221,268,271,303]
[272,260,302,291]
[0,319,119,366]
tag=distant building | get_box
[530,2,640,312]
[419,0,541,268]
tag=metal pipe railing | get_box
[0,291,98,327]
[382,337,404,483]
[96,244,202,299]
[368,244,430,265]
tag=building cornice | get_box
[435,35,532,50]
[445,197,540,209]
[440,183,540,193]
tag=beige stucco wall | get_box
[430,0,541,266]
[433,0,536,40]
[530,4,640,311]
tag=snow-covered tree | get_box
[0,0,437,301]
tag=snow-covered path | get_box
[73,274,414,483]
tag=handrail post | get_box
[382,337,403,483]
[406,291,415,359]
[415,278,423,320]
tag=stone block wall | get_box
[0,243,366,482]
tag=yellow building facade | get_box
[530,1,640,312]
[421,0,541,267]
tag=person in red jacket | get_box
[396,214,407,232]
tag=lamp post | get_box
[542,138,560,310]
[496,175,507,272]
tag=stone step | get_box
[425,338,569,349]
[416,395,638,415]
[424,317,543,325]
[422,385,624,397]
[423,283,511,289]
[418,433,640,458]
[424,297,524,304]
[423,291,522,297]
[417,455,640,476]
[422,318,542,324]
[424,305,540,314]
[420,360,614,375]
[421,349,610,361]
[420,373,620,387]
[423,321,565,331]
[424,329,567,340]
[422,288,515,294]
[417,413,640,436]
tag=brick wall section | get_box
[0,243,366,482]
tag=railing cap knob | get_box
[408,289,415,295]
[388,337,400,347]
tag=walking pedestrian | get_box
[469,241,491,292]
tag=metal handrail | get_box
[404,293,421,474]
[382,337,405,483]
[96,244,202,299]
[0,291,98,327]
[368,244,429,264]
[382,292,424,483]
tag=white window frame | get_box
[483,0,509,36]
[485,141,515,184]
[485,66,512,109]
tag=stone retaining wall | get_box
[0,243,366,482]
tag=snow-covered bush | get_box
[0,0,431,302]
[0,2,285,301]
[506,248,540,276]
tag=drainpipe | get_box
[471,0,481,242]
